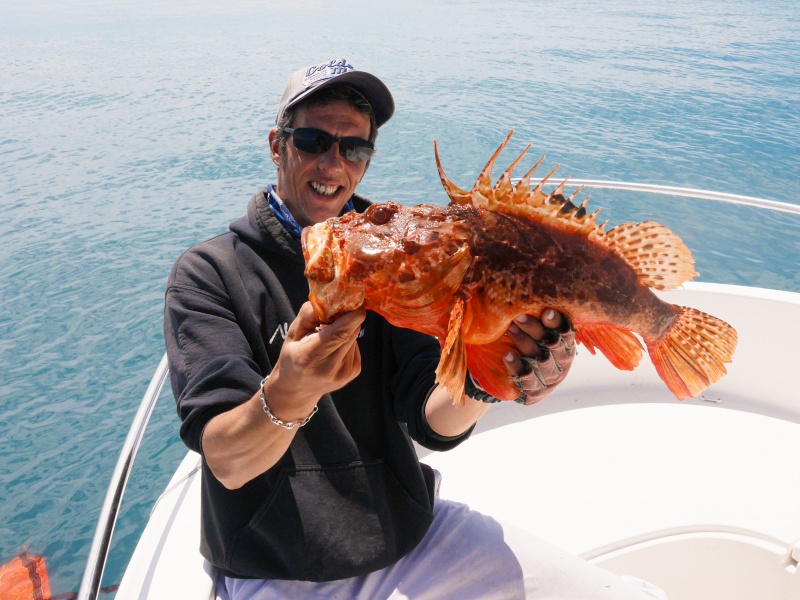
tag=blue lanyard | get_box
[267,184,354,240]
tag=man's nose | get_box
[318,143,344,171]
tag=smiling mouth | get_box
[310,181,340,197]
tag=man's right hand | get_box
[201,302,365,489]
[265,302,365,421]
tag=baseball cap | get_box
[275,58,395,128]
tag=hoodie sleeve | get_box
[389,326,474,451]
[163,246,263,454]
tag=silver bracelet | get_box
[259,377,318,430]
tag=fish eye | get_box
[367,204,395,225]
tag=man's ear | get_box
[268,128,281,168]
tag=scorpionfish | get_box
[302,131,738,404]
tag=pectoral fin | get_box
[436,297,469,405]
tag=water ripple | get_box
[1,0,798,594]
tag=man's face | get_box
[271,100,371,227]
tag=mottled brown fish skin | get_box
[452,204,680,345]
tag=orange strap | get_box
[0,549,51,600]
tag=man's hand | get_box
[503,308,576,405]
[202,302,365,489]
[425,308,576,437]
[266,302,365,421]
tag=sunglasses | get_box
[283,127,375,163]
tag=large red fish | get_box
[302,131,737,404]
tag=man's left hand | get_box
[504,308,576,405]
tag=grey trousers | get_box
[217,498,667,600]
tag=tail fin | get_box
[648,307,737,399]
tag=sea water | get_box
[1,0,799,595]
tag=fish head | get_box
[302,202,473,324]
[302,203,404,322]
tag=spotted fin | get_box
[647,306,737,399]
[603,221,698,290]
[435,130,698,288]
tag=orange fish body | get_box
[302,131,737,404]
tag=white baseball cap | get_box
[275,58,395,127]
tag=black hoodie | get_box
[164,189,472,581]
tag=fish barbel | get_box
[302,131,737,404]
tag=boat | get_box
[77,182,800,600]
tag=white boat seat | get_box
[420,400,800,599]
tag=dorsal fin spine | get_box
[494,143,531,211]
[476,130,514,202]
[438,131,609,242]
[499,143,531,189]
[568,185,585,204]
[552,178,568,198]
[532,165,560,195]
[517,156,545,192]
[434,138,472,205]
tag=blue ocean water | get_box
[1,0,798,594]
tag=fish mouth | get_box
[302,224,335,284]
[302,224,336,321]
[302,223,365,322]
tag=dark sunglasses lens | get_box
[340,139,374,163]
[292,129,332,154]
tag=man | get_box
[164,58,666,599]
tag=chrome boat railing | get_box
[75,180,799,600]
[77,353,170,600]
[530,179,800,216]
